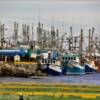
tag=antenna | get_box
[51,13,55,26]
[38,10,40,23]
[32,23,34,41]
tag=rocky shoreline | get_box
[0,62,46,77]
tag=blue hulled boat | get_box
[62,53,85,75]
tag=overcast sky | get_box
[0,0,100,37]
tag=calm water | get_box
[0,73,100,85]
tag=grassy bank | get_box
[0,95,100,100]
[0,82,100,99]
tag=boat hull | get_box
[62,63,85,75]
[39,64,48,73]
[47,65,62,76]
[85,64,97,73]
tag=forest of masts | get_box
[0,21,100,55]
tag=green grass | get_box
[0,86,100,94]
[0,95,100,100]
[0,82,100,99]
[0,88,99,94]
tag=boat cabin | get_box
[40,59,61,66]
[62,54,80,63]
[40,59,56,64]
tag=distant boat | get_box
[39,50,49,73]
[39,59,48,73]
[47,60,62,75]
[84,60,97,73]
[62,53,85,75]
[40,50,62,75]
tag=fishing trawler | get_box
[48,51,62,75]
[39,50,49,73]
[40,50,62,75]
[48,59,62,75]
[84,57,97,73]
[62,53,85,75]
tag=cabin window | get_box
[68,57,70,60]
[50,60,51,64]
[42,60,44,63]
[71,57,73,60]
[63,57,64,60]
[50,60,52,64]
[48,60,50,64]
[45,60,47,64]
[65,57,67,61]
[74,57,76,60]
[16,65,19,67]
[52,60,55,64]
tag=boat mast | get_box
[88,28,94,60]
[91,27,94,59]
[22,24,30,44]
[79,29,83,66]
[51,25,56,50]
[14,22,18,45]
[31,23,35,47]
[91,27,94,52]
[56,28,59,50]
[68,26,73,51]
[74,36,78,51]
[0,24,5,47]
[88,29,91,56]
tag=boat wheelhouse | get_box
[39,50,62,75]
[62,53,85,75]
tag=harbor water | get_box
[0,73,100,85]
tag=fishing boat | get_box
[84,58,97,73]
[62,53,85,75]
[40,50,62,75]
[47,51,62,75]
[39,50,49,73]
[39,59,49,73]
[47,59,62,75]
[93,52,100,72]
